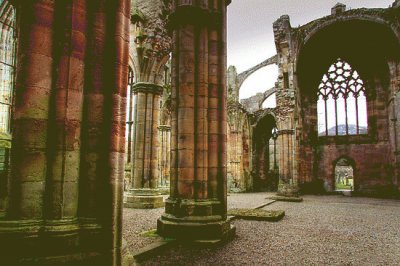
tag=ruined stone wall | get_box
[276,3,400,196]
[226,66,253,192]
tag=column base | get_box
[157,214,235,242]
[0,218,104,265]
[277,183,300,197]
[124,189,164,209]
[157,198,235,241]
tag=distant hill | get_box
[319,124,367,136]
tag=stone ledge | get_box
[267,195,303,202]
[227,208,285,222]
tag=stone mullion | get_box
[7,0,55,220]
[46,0,86,221]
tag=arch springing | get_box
[317,58,368,136]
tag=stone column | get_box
[158,124,171,192]
[124,83,165,209]
[0,0,130,264]
[276,118,299,197]
[273,15,300,198]
[124,0,172,209]
[157,0,235,241]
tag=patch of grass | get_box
[267,195,303,202]
[140,229,159,238]
[335,183,353,191]
[227,208,285,222]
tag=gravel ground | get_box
[132,194,400,266]
[123,193,274,252]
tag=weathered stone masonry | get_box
[0,0,131,264]
[157,0,235,241]
[124,0,171,209]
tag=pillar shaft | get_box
[0,0,130,264]
[131,83,163,189]
[157,0,234,241]
[46,0,86,221]
[277,117,299,196]
[8,0,55,220]
[158,125,171,188]
[124,83,164,209]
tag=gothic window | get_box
[0,0,16,134]
[317,59,368,136]
[126,67,135,163]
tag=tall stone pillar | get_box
[124,83,165,208]
[0,0,130,264]
[124,0,171,209]
[276,118,299,196]
[273,15,300,197]
[157,0,235,241]
[124,0,170,209]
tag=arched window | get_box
[317,59,368,136]
[0,0,15,214]
[0,0,16,135]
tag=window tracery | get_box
[317,59,368,136]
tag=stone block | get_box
[124,189,164,209]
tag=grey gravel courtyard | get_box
[123,193,400,265]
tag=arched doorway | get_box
[334,158,354,192]
[252,113,278,191]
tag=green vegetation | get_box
[335,183,353,191]
[267,195,303,202]
[228,208,285,221]
[140,229,159,238]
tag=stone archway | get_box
[252,112,278,191]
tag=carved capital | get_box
[278,129,295,135]
[132,82,163,95]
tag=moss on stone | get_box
[267,195,303,202]
[140,229,159,238]
[227,208,285,221]
[0,132,11,149]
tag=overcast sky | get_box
[227,0,394,99]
